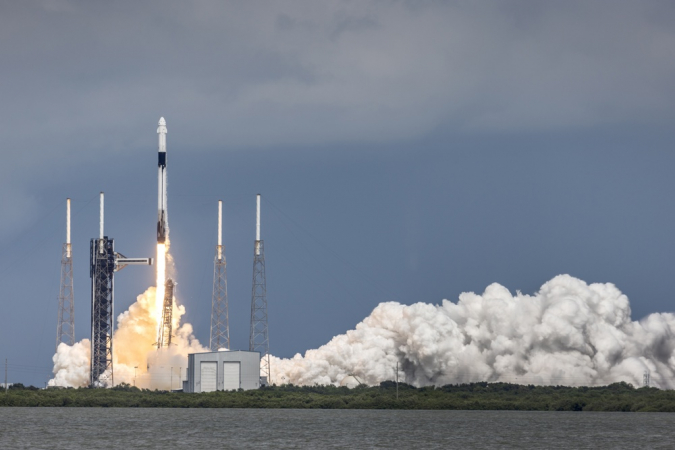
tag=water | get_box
[0,408,673,449]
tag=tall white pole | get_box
[98,192,104,253]
[217,200,223,260]
[99,192,104,253]
[66,198,71,258]
[256,194,261,255]
[99,192,104,239]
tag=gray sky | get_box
[1,0,675,385]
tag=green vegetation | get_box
[1,381,674,411]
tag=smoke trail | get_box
[270,275,675,389]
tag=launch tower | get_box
[210,200,230,351]
[56,198,75,349]
[90,192,152,386]
[249,194,270,382]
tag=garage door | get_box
[223,362,240,391]
[201,361,217,392]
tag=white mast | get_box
[255,194,261,255]
[217,200,223,260]
[66,198,71,258]
[98,192,104,253]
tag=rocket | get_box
[157,117,168,244]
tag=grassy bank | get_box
[1,381,674,411]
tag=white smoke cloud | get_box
[48,340,91,387]
[51,274,675,390]
[48,284,206,389]
[270,275,675,389]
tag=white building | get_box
[183,350,261,393]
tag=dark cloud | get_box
[2,1,673,156]
[2,1,675,385]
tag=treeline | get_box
[1,381,675,411]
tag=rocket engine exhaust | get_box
[49,116,208,390]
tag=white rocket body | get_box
[157,117,167,244]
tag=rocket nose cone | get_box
[159,117,166,126]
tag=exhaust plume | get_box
[48,257,206,389]
[270,275,675,389]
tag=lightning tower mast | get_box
[210,200,230,351]
[249,194,270,382]
[56,198,75,349]
[90,192,152,386]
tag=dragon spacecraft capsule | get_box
[157,117,168,244]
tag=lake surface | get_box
[0,408,673,449]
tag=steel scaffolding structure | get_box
[56,199,74,350]
[57,242,75,349]
[90,236,115,386]
[210,200,229,351]
[249,195,270,382]
[90,193,152,386]
[210,250,229,351]
[157,278,174,348]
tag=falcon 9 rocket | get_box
[157,117,167,244]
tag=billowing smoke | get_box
[270,275,675,389]
[111,285,206,389]
[50,340,91,387]
[48,284,206,389]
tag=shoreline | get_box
[2,381,674,411]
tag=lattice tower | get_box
[90,236,115,386]
[210,200,230,351]
[157,279,174,348]
[56,199,74,349]
[249,195,270,382]
[90,192,153,386]
[57,243,75,348]
[210,250,229,350]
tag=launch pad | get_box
[89,193,152,386]
[79,117,271,388]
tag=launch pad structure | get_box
[56,198,75,350]
[210,200,230,351]
[90,192,152,386]
[157,278,175,348]
[85,118,275,387]
[250,194,270,382]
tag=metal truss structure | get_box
[90,193,152,387]
[157,278,174,348]
[210,248,229,351]
[57,199,75,350]
[210,201,230,351]
[90,237,115,386]
[56,241,75,349]
[249,239,270,382]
